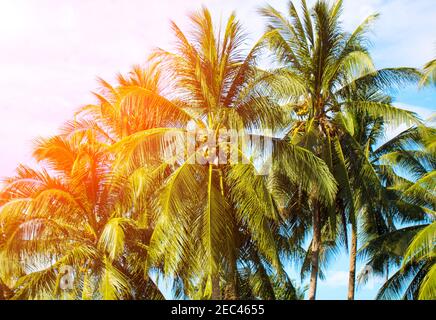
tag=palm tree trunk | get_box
[347,224,357,300]
[211,274,220,300]
[223,247,238,300]
[225,275,238,300]
[0,278,12,300]
[308,206,321,300]
[227,234,239,300]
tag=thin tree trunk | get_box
[347,224,357,300]
[308,206,321,300]
[211,274,220,300]
[223,246,238,300]
[227,231,239,300]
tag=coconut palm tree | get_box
[0,132,164,299]
[259,0,422,299]
[359,125,435,300]
[106,7,338,299]
[346,117,431,300]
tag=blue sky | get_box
[0,0,434,299]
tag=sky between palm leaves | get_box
[0,0,435,299]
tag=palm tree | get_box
[106,7,339,299]
[340,94,433,299]
[0,132,163,299]
[346,119,432,299]
[259,0,422,299]
[359,125,435,300]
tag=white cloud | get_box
[321,269,385,292]
[321,270,349,288]
[341,0,436,67]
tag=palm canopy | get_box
[0,132,163,300]
[0,1,433,301]
[259,0,422,128]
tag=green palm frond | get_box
[403,222,436,266]
[418,263,436,300]
[100,256,131,300]
[420,59,436,87]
